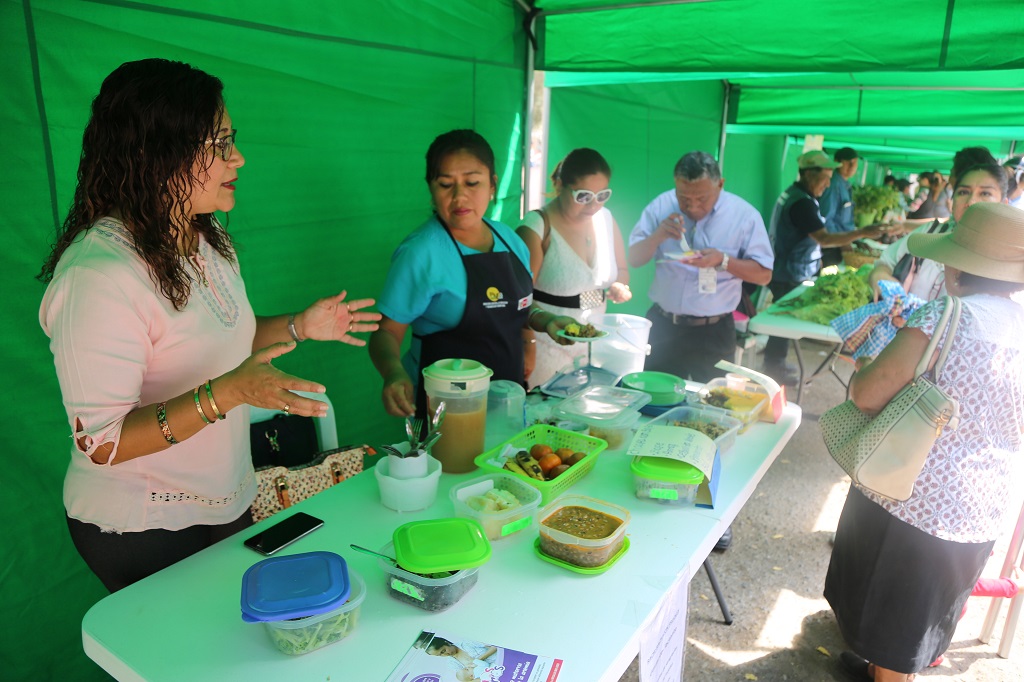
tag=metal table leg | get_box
[980,499,1024,657]
[703,559,733,625]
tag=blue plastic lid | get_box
[240,551,350,623]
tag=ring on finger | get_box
[283,404,291,414]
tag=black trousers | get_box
[67,510,253,592]
[644,306,735,383]
[764,280,801,364]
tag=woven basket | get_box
[842,251,877,269]
[474,425,607,505]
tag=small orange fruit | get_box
[530,443,554,459]
[537,453,563,474]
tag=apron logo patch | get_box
[483,286,508,310]
[517,294,532,310]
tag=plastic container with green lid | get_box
[630,455,706,505]
[392,517,491,574]
[620,371,688,406]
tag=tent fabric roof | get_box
[532,0,1024,170]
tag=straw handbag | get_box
[819,297,961,501]
[250,445,370,522]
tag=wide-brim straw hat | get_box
[908,202,1024,283]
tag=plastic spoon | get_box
[349,543,398,567]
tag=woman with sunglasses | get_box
[38,59,380,592]
[370,130,576,440]
[516,148,631,388]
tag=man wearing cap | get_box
[629,151,774,383]
[762,150,882,384]
[818,147,860,267]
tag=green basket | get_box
[474,425,607,505]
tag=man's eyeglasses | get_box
[207,129,237,161]
[572,188,613,205]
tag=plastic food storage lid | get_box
[422,358,493,394]
[554,385,651,423]
[240,551,350,623]
[621,371,687,406]
[630,454,706,485]
[392,518,492,574]
[539,364,620,399]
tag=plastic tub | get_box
[699,378,769,432]
[589,314,652,377]
[537,495,631,568]
[630,456,705,505]
[620,371,688,406]
[449,473,542,540]
[554,386,650,451]
[262,570,365,655]
[240,552,364,656]
[378,542,480,611]
[644,404,743,453]
[375,454,442,512]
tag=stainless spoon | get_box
[430,401,446,436]
[404,417,419,449]
[420,430,442,453]
[349,543,398,567]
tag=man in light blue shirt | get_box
[629,151,774,383]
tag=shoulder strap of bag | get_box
[913,296,961,380]
[538,208,552,254]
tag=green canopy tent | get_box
[3,1,1023,678]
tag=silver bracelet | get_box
[287,313,303,342]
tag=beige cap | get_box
[797,150,841,170]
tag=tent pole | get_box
[521,1,538,217]
[718,80,731,170]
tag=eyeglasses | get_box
[206,129,237,161]
[571,188,613,205]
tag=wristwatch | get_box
[715,253,730,272]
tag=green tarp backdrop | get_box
[4,1,1023,678]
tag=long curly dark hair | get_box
[39,58,236,310]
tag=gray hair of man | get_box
[673,151,722,183]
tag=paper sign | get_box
[629,425,716,479]
[639,575,688,681]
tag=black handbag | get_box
[249,413,320,470]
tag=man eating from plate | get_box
[628,151,774,383]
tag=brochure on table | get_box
[386,629,563,682]
[628,425,722,509]
[714,360,786,423]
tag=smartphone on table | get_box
[243,511,324,556]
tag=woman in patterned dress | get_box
[826,202,1024,681]
[38,58,380,592]
[516,148,631,388]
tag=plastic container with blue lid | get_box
[241,551,365,655]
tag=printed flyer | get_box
[385,630,563,682]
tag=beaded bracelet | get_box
[205,379,227,420]
[193,385,213,424]
[156,402,178,445]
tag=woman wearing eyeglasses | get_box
[370,129,577,430]
[516,148,631,388]
[38,59,380,592]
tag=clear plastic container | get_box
[378,542,480,612]
[644,404,743,453]
[630,456,704,505]
[262,570,366,655]
[537,494,631,568]
[699,378,769,432]
[449,473,542,541]
[554,386,650,451]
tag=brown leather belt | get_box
[656,305,727,327]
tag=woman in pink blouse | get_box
[826,202,1024,681]
[38,58,380,592]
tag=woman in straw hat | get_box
[826,202,1024,681]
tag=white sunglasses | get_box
[571,188,613,205]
